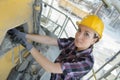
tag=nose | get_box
[77,32,84,40]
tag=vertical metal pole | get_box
[58,17,69,37]
[108,7,115,18]
[112,15,119,28]
[33,0,43,34]
[46,0,54,21]
[11,48,15,65]
[18,45,22,64]
[92,69,97,80]
[94,2,103,15]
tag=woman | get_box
[8,15,104,80]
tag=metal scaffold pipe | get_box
[33,0,43,34]
[98,61,120,80]
[88,50,120,79]
[94,2,103,15]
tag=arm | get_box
[30,47,63,73]
[8,29,62,73]
[26,34,58,46]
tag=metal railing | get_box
[41,1,77,38]
[88,50,120,80]
[39,1,120,80]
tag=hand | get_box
[8,28,26,39]
[8,29,33,51]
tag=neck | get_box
[77,47,86,51]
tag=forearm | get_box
[26,34,58,46]
[30,47,63,73]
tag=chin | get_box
[75,42,82,48]
[75,43,87,50]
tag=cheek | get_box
[75,32,78,38]
[84,39,94,47]
[75,39,92,48]
[75,40,80,47]
[75,33,83,46]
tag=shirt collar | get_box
[75,45,93,57]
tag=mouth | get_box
[75,39,82,44]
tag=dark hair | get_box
[94,33,99,43]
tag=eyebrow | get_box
[78,27,93,34]
[85,31,91,33]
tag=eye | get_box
[84,32,90,37]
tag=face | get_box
[75,25,97,51]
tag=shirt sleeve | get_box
[61,58,93,78]
[57,37,74,50]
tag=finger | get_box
[7,29,19,35]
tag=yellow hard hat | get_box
[76,15,104,39]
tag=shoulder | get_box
[57,37,74,50]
